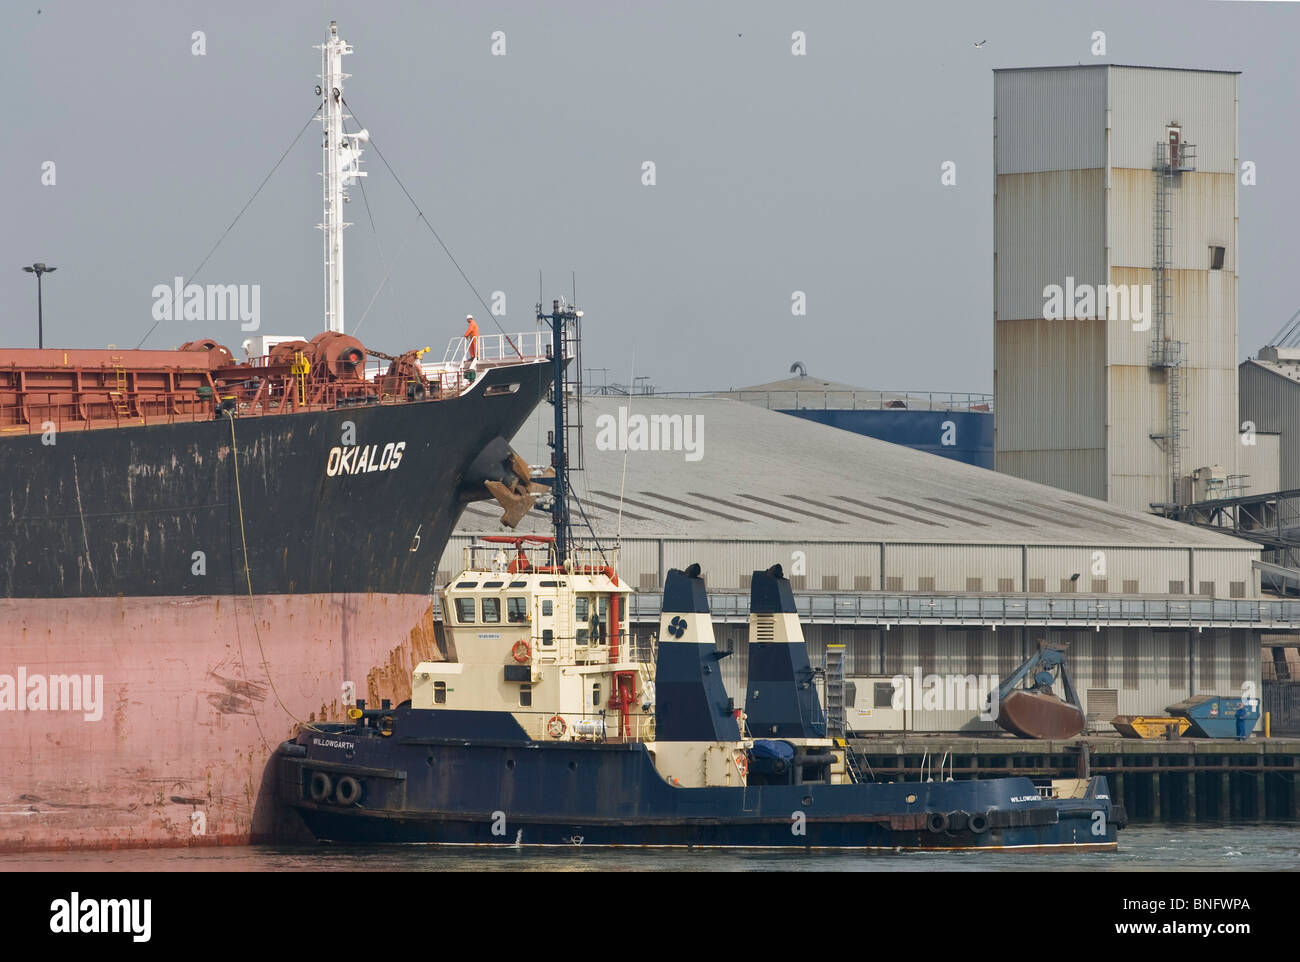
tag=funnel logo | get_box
[666,616,688,639]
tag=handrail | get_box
[625,592,1300,627]
[440,330,552,366]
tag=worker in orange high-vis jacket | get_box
[463,314,480,364]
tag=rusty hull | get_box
[0,592,442,852]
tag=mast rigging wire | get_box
[135,103,324,349]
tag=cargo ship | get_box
[0,22,554,851]
[275,306,1125,853]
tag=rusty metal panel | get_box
[1107,67,1238,174]
[995,66,1106,174]
[994,309,1107,498]
[1109,170,1236,272]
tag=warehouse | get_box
[442,394,1300,734]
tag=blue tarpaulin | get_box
[751,739,795,761]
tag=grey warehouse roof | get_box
[456,395,1253,550]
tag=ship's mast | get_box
[317,21,367,334]
[537,298,581,565]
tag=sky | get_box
[5,0,1298,394]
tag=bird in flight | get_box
[972,39,987,48]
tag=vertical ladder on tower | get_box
[109,354,130,418]
[824,644,867,784]
[1149,139,1187,507]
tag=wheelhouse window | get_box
[454,598,476,623]
[577,594,609,646]
[482,597,501,623]
[507,597,528,623]
[434,681,447,705]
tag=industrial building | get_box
[1239,346,1300,492]
[716,369,994,468]
[993,65,1240,513]
[443,394,1300,734]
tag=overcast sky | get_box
[6,0,1298,393]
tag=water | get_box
[4,824,1297,872]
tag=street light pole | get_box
[22,262,57,349]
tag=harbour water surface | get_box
[4,824,1296,872]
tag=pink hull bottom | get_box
[0,593,444,852]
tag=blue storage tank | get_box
[717,372,994,469]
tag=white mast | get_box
[316,21,367,334]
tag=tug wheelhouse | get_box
[426,536,652,743]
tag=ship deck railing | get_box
[460,542,620,575]
[432,330,553,371]
[626,592,1300,629]
[511,707,653,744]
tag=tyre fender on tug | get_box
[309,771,333,803]
[335,775,362,806]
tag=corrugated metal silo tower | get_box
[993,66,1240,513]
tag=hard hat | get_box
[466,314,475,320]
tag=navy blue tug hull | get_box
[277,717,1121,852]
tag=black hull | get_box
[277,716,1122,852]
[2,361,551,599]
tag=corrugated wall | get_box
[994,312,1107,498]
[883,544,1022,593]
[1108,68,1238,174]
[1108,170,1237,273]
[995,169,1107,320]
[995,67,1106,174]
[1239,432,1280,495]
[1240,361,1300,489]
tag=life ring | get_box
[547,715,566,739]
[735,752,749,778]
[511,639,531,664]
[335,775,362,806]
[309,771,333,803]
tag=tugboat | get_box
[274,303,1124,852]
